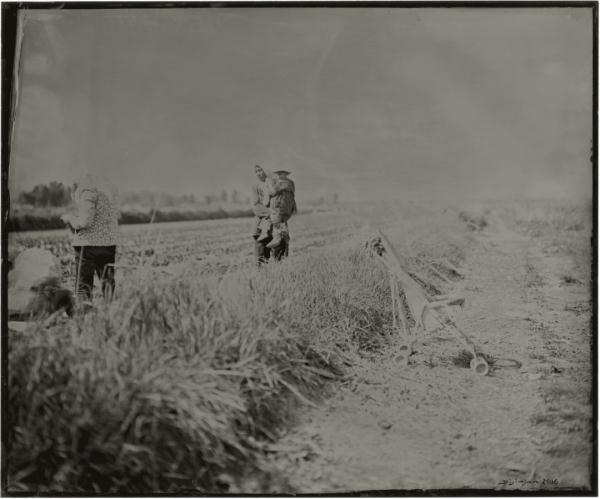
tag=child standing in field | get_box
[255,170,297,249]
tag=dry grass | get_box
[7,246,393,493]
[504,200,592,276]
[6,206,473,494]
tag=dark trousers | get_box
[254,235,289,265]
[73,246,116,300]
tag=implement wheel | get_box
[394,342,412,366]
[470,356,490,376]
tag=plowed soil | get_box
[259,213,593,493]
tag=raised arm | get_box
[263,173,279,196]
[251,184,270,217]
[69,188,98,230]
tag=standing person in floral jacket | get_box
[61,172,120,302]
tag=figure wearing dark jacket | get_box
[251,165,292,264]
[256,170,297,248]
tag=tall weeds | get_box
[7,207,473,493]
[7,245,391,493]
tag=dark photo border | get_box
[1,2,597,496]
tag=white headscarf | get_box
[74,172,118,203]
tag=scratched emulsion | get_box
[6,5,594,495]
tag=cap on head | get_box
[274,170,291,175]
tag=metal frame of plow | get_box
[368,230,489,376]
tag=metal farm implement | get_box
[367,230,489,376]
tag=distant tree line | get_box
[119,191,197,207]
[17,182,72,207]
[16,182,339,209]
[119,208,254,224]
[120,189,250,207]
[8,214,66,232]
[8,208,255,232]
[15,183,253,209]
[10,182,339,231]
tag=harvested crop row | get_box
[8,213,362,277]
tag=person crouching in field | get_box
[252,165,296,264]
[61,173,120,303]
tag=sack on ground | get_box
[8,248,72,318]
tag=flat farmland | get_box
[7,200,594,494]
[9,210,365,275]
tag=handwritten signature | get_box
[498,478,560,488]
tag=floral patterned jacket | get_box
[69,186,120,246]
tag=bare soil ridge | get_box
[268,212,593,493]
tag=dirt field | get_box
[8,210,361,274]
[7,200,594,493]
[252,205,594,493]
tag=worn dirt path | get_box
[266,216,593,493]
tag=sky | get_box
[8,7,594,203]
